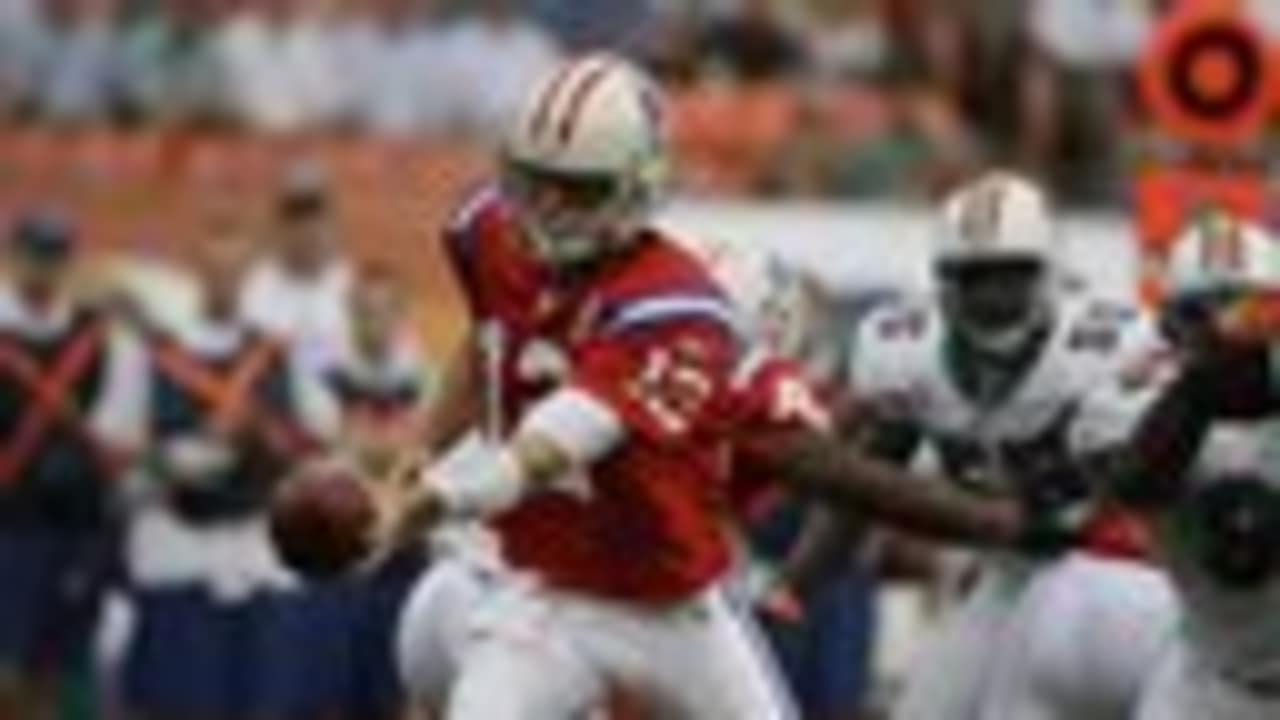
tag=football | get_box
[269,464,377,580]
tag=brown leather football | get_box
[269,465,376,580]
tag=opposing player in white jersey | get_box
[849,172,1177,720]
[1069,214,1280,720]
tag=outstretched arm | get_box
[767,414,922,592]
[1080,327,1273,509]
[1090,346,1237,509]
[762,431,1026,549]
[420,326,483,455]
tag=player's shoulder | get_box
[444,182,510,239]
[847,296,939,399]
[442,183,515,265]
[441,183,531,311]
[590,231,740,338]
[1055,293,1158,360]
[605,230,722,298]
[854,297,940,364]
[1059,293,1146,332]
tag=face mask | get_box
[939,256,1048,355]
[504,160,640,269]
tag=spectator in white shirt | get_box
[216,0,345,132]
[241,162,353,374]
[445,0,560,140]
[335,0,458,137]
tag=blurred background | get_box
[1,0,1258,195]
[1,1,1278,719]
[0,0,1269,273]
[0,0,1273,341]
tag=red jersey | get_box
[725,352,832,523]
[1080,506,1155,561]
[443,185,744,603]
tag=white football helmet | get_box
[502,53,670,269]
[933,171,1059,356]
[1166,212,1280,297]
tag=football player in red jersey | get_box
[380,54,1056,719]
[412,53,799,718]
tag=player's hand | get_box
[346,424,401,482]
[1009,495,1091,558]
[361,453,442,573]
[1012,508,1087,557]
[1009,456,1092,557]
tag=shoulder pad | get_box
[1062,296,1146,356]
[859,301,935,350]
[849,301,936,402]
[442,184,506,311]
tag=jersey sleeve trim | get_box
[601,294,744,339]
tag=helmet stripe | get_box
[529,62,579,142]
[557,63,611,144]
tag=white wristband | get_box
[429,445,527,518]
[517,388,624,465]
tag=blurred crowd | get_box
[6,0,1280,204]
[0,165,439,720]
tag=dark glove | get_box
[1010,455,1092,557]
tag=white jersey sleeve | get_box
[848,301,933,425]
[1067,301,1178,456]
